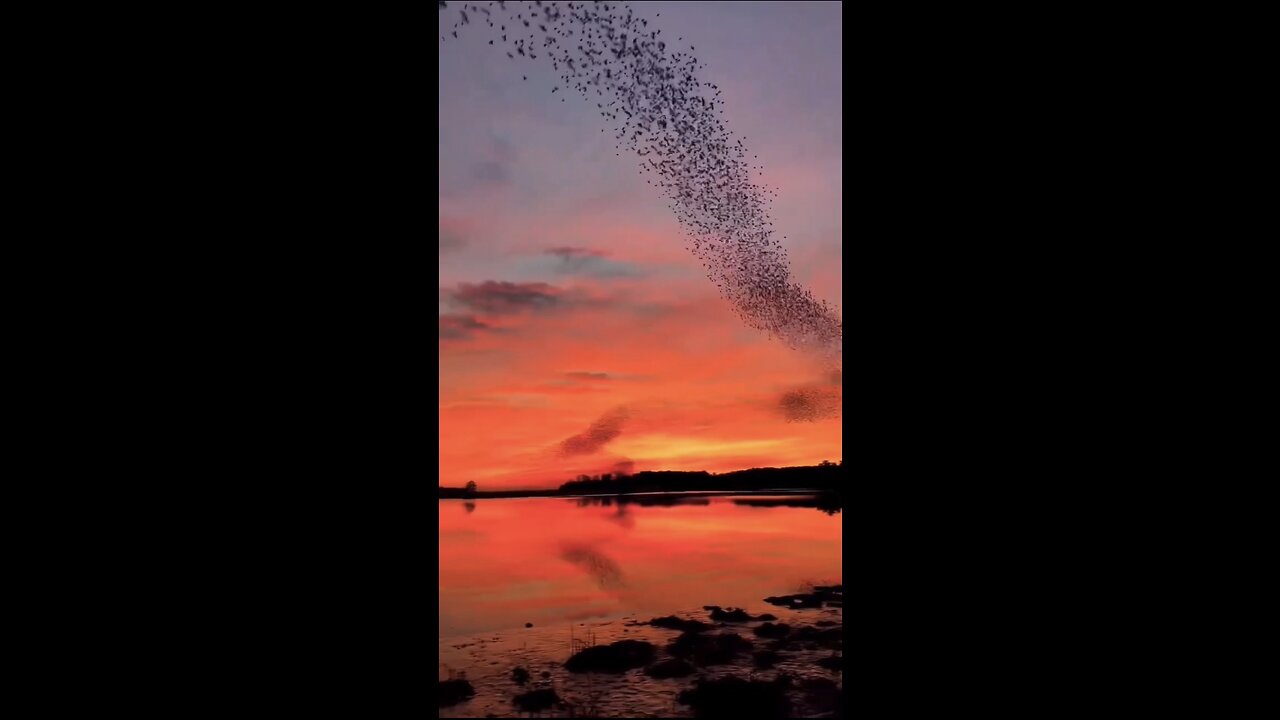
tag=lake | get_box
[439,493,842,640]
[438,494,843,717]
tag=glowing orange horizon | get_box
[440,269,841,490]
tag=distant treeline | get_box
[440,460,843,499]
[559,461,842,495]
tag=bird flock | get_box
[440,1,842,379]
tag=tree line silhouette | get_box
[439,461,843,499]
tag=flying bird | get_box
[440,1,842,375]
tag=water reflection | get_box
[439,495,842,639]
[463,501,476,514]
[733,492,842,515]
[574,495,712,508]
[559,543,627,591]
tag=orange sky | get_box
[438,254,842,488]
[439,2,842,489]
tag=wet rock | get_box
[647,615,713,633]
[753,622,792,639]
[513,688,561,713]
[668,631,754,666]
[565,639,657,673]
[763,586,842,609]
[678,675,792,718]
[705,606,775,622]
[815,620,839,627]
[791,626,842,649]
[438,679,475,707]
[817,653,843,671]
[753,649,782,669]
[708,606,753,622]
[511,666,530,685]
[798,677,841,713]
[826,600,843,607]
[644,658,696,678]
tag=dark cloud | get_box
[544,246,641,278]
[548,246,607,261]
[566,371,612,381]
[558,407,628,457]
[469,133,515,187]
[439,314,494,341]
[448,281,562,315]
[439,230,467,255]
[471,160,508,185]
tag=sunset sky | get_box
[439,1,842,489]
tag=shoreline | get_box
[439,586,843,718]
[440,462,844,500]
[439,488,836,501]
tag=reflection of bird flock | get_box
[440,1,843,376]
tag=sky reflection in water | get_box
[439,495,841,639]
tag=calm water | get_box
[439,494,842,640]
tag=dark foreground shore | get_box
[438,585,843,719]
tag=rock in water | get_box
[564,639,657,673]
[648,615,713,633]
[678,675,792,718]
[513,688,561,713]
[667,631,754,666]
[753,622,792,639]
[438,679,475,707]
[752,649,782,669]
